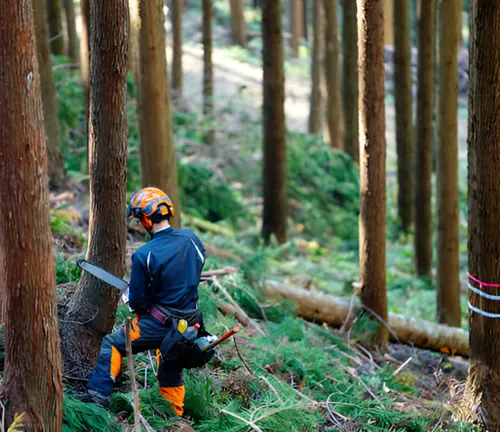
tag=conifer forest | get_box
[2,0,500,431]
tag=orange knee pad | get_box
[159,385,186,416]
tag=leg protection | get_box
[159,385,186,416]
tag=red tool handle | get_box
[201,326,240,352]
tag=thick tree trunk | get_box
[230,0,247,47]
[357,0,388,349]
[80,0,90,124]
[46,0,65,55]
[171,0,184,104]
[137,0,182,227]
[323,0,342,148]
[33,0,66,189]
[61,0,129,376]
[457,2,500,428]
[63,0,79,62]
[383,0,393,45]
[290,0,303,56]
[202,0,215,145]
[436,0,460,327]
[263,281,470,356]
[262,0,287,244]
[394,0,413,232]
[0,0,63,428]
[414,0,434,277]
[308,0,325,134]
[342,0,359,163]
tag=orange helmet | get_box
[126,187,175,231]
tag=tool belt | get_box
[149,303,215,370]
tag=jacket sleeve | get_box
[186,233,206,287]
[128,252,149,313]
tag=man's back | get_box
[129,227,206,312]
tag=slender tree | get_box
[61,0,129,375]
[414,0,434,277]
[80,0,90,122]
[0,0,63,428]
[290,0,303,56]
[384,0,393,45]
[323,0,342,148]
[458,2,500,427]
[358,0,388,348]
[262,0,287,244]
[342,0,359,163]
[46,0,65,55]
[394,0,413,231]
[203,0,215,145]
[229,0,247,47]
[171,0,184,103]
[63,0,79,62]
[33,0,66,189]
[137,0,182,226]
[308,0,325,134]
[436,0,460,327]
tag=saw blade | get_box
[77,259,129,293]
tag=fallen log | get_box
[262,280,470,357]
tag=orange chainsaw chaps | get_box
[159,385,186,416]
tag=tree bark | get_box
[414,0,434,277]
[63,0,79,61]
[262,0,287,244]
[33,0,66,189]
[80,0,90,125]
[394,0,413,232]
[203,0,216,145]
[0,0,63,428]
[323,0,342,148]
[137,0,182,227]
[308,0,325,134]
[457,2,500,428]
[290,0,303,56]
[263,281,470,356]
[358,0,388,349]
[436,0,460,327]
[46,0,65,55]
[383,0,394,45]
[229,0,247,47]
[342,0,359,163]
[61,0,129,376]
[171,0,184,104]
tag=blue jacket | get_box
[128,227,206,313]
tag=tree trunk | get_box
[33,0,66,189]
[0,0,63,428]
[46,0,65,55]
[414,0,434,277]
[457,2,500,427]
[262,0,287,244]
[61,0,129,376]
[202,0,215,145]
[63,0,79,62]
[80,0,90,125]
[229,0,247,47]
[383,0,393,45]
[342,0,359,163]
[436,0,460,327]
[137,0,182,227]
[358,0,388,349]
[263,281,470,356]
[323,0,342,148]
[308,0,325,134]
[290,0,303,56]
[394,0,414,232]
[171,0,184,104]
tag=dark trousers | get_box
[87,313,185,414]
